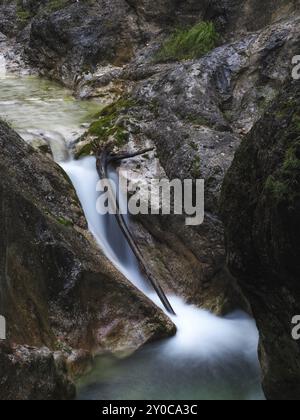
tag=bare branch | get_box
[96,145,176,316]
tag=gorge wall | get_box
[221,82,300,400]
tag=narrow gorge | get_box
[0,0,299,401]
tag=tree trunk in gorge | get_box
[96,142,176,316]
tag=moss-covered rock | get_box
[75,98,134,158]
[0,343,75,401]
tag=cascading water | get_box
[65,158,263,400]
[60,157,149,293]
[0,62,265,400]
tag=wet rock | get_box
[205,0,300,39]
[26,1,142,85]
[0,120,175,399]
[0,342,75,400]
[221,81,300,400]
[0,1,18,36]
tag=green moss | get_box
[57,217,73,227]
[75,140,99,159]
[16,10,31,22]
[88,117,129,147]
[148,99,161,117]
[186,115,209,126]
[44,0,71,13]
[292,114,300,132]
[155,21,219,62]
[189,141,198,151]
[16,0,33,23]
[114,128,128,147]
[283,142,300,172]
[95,98,136,119]
[264,141,300,204]
[275,99,298,119]
[75,98,135,158]
[89,116,116,137]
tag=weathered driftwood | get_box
[96,143,176,316]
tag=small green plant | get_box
[16,0,32,23]
[16,10,31,22]
[264,142,300,204]
[155,21,219,62]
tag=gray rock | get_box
[17,0,299,85]
[0,343,75,400]
[26,1,142,85]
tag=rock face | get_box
[206,0,300,37]
[27,1,141,85]
[221,82,300,400]
[0,121,175,399]
[3,0,297,84]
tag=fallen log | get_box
[96,142,176,316]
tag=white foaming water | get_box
[152,294,259,363]
[63,156,262,402]
[60,157,149,293]
[61,157,260,367]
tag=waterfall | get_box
[63,156,263,400]
[60,157,151,294]
[0,74,264,400]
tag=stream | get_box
[0,63,265,400]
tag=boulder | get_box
[0,343,75,401]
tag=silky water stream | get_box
[0,68,265,400]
